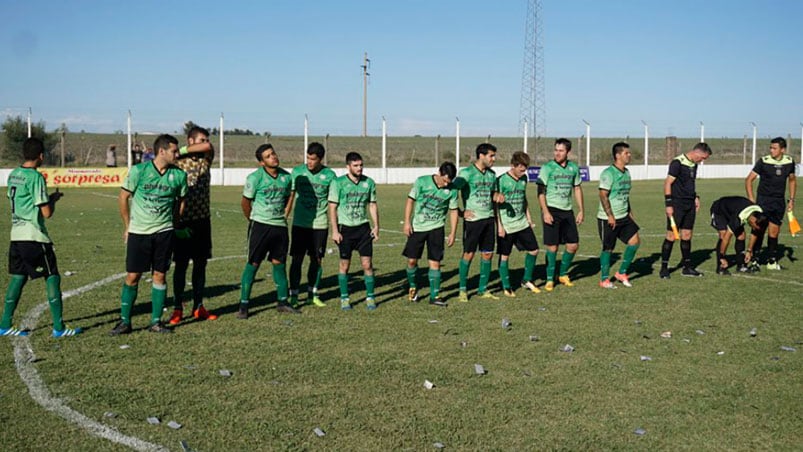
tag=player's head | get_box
[438,161,457,184]
[346,152,363,178]
[475,143,497,169]
[770,137,787,158]
[153,134,179,164]
[510,151,530,178]
[306,142,325,171]
[255,143,279,168]
[749,212,769,232]
[187,125,210,145]
[688,142,711,163]
[612,142,631,164]
[22,137,45,164]
[554,138,572,164]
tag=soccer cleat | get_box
[365,298,377,311]
[681,267,703,277]
[310,295,326,307]
[521,281,541,294]
[236,305,249,320]
[558,275,574,287]
[502,289,516,298]
[479,292,500,300]
[193,305,218,321]
[766,260,782,271]
[748,260,761,272]
[109,320,132,336]
[340,298,352,311]
[52,326,82,338]
[277,303,301,314]
[659,268,670,279]
[429,297,448,307]
[168,309,183,325]
[457,291,469,303]
[289,295,299,308]
[147,322,173,334]
[737,264,751,273]
[0,326,29,337]
[599,279,616,289]
[614,272,632,288]
[408,288,418,302]
[716,266,731,276]
[544,281,555,292]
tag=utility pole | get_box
[361,52,370,137]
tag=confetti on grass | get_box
[780,346,796,352]
[424,380,434,389]
[561,344,574,352]
[474,364,486,375]
[167,421,182,430]
[634,427,647,436]
[314,427,326,437]
[219,369,233,377]
[147,417,160,425]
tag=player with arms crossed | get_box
[402,161,459,306]
[709,196,768,275]
[328,152,379,311]
[536,138,584,292]
[597,142,640,289]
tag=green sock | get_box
[559,251,576,277]
[458,259,471,291]
[499,259,510,290]
[428,269,441,299]
[406,266,418,289]
[523,254,536,283]
[338,273,349,299]
[273,263,288,302]
[365,274,375,299]
[308,261,322,293]
[1,275,26,329]
[46,275,64,331]
[545,251,557,282]
[600,251,612,281]
[240,263,258,303]
[478,258,492,294]
[120,283,138,325]
[619,244,640,275]
[289,258,302,294]
[151,283,166,325]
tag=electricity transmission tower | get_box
[519,0,545,151]
[361,52,370,137]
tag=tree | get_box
[183,120,199,135]
[1,115,56,163]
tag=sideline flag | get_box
[787,211,801,236]
[669,216,680,240]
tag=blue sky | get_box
[1,0,801,138]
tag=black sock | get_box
[715,239,724,265]
[173,259,189,309]
[680,239,692,268]
[192,259,207,310]
[768,236,778,262]
[661,239,674,268]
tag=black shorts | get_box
[497,227,539,256]
[338,223,373,259]
[710,211,745,237]
[247,221,289,264]
[463,218,496,253]
[290,226,328,259]
[173,217,212,262]
[8,241,59,279]
[597,217,640,250]
[126,230,174,274]
[542,208,579,246]
[756,195,785,225]
[403,227,445,261]
[667,200,696,231]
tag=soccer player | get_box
[453,143,498,302]
[237,144,297,319]
[169,126,217,325]
[660,142,711,278]
[597,142,640,289]
[288,142,337,308]
[745,137,796,270]
[110,134,188,335]
[536,138,584,292]
[494,151,540,297]
[402,161,459,306]
[0,138,82,338]
[328,152,379,311]
[709,196,768,275]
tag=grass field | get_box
[0,178,801,450]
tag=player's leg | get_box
[477,219,497,298]
[169,254,189,325]
[40,244,79,336]
[766,222,781,269]
[307,229,328,306]
[238,222,268,319]
[715,230,732,275]
[459,220,478,298]
[497,232,514,294]
[515,228,540,293]
[288,226,307,306]
[190,218,214,318]
[1,243,30,336]
[542,213,560,291]
[148,230,175,332]
[678,205,701,276]
[357,225,376,310]
[558,212,579,286]
[425,228,446,305]
[615,220,640,286]
[598,219,615,288]
[660,212,678,278]
[337,226,355,309]
[402,231,426,302]
[269,226,295,312]
[112,233,148,334]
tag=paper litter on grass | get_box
[424,380,434,389]
[167,421,182,430]
[147,417,160,425]
[314,427,326,437]
[474,364,486,375]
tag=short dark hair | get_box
[692,142,712,155]
[511,151,530,167]
[612,142,630,160]
[307,142,326,159]
[153,134,179,154]
[255,143,274,161]
[555,138,572,151]
[771,137,787,149]
[439,161,457,180]
[23,137,44,161]
[752,212,769,230]
[187,125,209,140]
[475,143,497,159]
[346,152,362,164]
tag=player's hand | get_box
[719,258,729,269]
[542,211,554,225]
[787,199,795,211]
[447,234,455,247]
[744,250,753,264]
[332,231,342,244]
[498,225,506,238]
[694,197,701,212]
[464,210,475,220]
[371,227,379,242]
[493,193,505,204]
[665,206,674,218]
[49,190,64,203]
[403,222,413,237]
[575,211,584,225]
[175,227,192,239]
[607,215,616,229]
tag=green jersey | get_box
[122,162,188,235]
[243,167,292,227]
[597,165,632,220]
[291,164,337,229]
[328,174,377,227]
[7,167,51,243]
[496,172,530,234]
[408,175,458,232]
[536,160,581,210]
[453,164,496,221]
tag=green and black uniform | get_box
[536,159,582,281]
[453,164,496,294]
[495,172,539,290]
[597,164,639,281]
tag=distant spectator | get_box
[142,147,155,162]
[106,145,117,167]
[132,144,143,164]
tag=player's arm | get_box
[284,192,295,220]
[663,175,676,217]
[40,189,63,219]
[745,171,758,203]
[403,197,414,236]
[241,197,253,220]
[574,184,584,224]
[495,201,505,238]
[328,202,342,244]
[787,172,796,211]
[537,184,552,225]
[369,202,379,242]
[118,189,132,242]
[174,197,187,225]
[447,208,458,247]
[180,142,212,155]
[599,188,615,228]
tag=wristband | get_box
[664,195,672,207]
